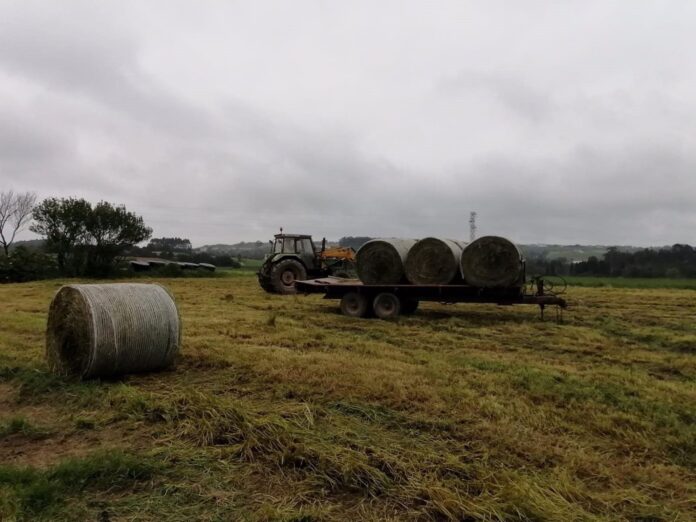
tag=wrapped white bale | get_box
[46,283,181,379]
[404,238,467,285]
[460,236,524,288]
[356,239,417,284]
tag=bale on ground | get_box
[356,239,417,284]
[460,236,524,288]
[404,238,467,285]
[46,283,181,379]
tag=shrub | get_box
[0,247,57,283]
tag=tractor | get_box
[257,232,356,294]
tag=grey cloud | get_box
[1,1,695,246]
[438,70,554,124]
[0,109,73,164]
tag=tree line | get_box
[527,245,696,278]
[3,190,696,282]
[0,191,247,282]
[1,193,152,281]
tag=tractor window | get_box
[300,239,314,255]
[283,238,296,253]
[273,240,282,253]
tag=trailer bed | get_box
[295,277,566,319]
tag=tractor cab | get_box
[269,233,321,270]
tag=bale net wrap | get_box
[460,236,524,288]
[46,283,181,379]
[404,238,467,285]
[356,239,417,284]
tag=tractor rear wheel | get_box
[373,293,401,320]
[258,276,275,293]
[340,292,370,318]
[270,259,307,294]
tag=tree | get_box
[31,198,152,276]
[31,198,91,274]
[339,236,373,250]
[0,190,37,256]
[146,237,193,253]
[85,201,152,275]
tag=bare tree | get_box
[0,190,37,256]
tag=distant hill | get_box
[196,238,346,259]
[519,244,641,262]
[9,239,46,252]
[194,239,643,262]
[195,241,270,259]
[197,241,266,254]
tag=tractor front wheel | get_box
[270,259,307,294]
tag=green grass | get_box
[0,451,157,520]
[239,257,264,269]
[565,275,696,289]
[0,277,695,520]
[0,417,51,440]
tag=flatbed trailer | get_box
[295,277,567,320]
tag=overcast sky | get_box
[2,1,695,246]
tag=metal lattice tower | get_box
[469,212,477,242]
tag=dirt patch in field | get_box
[1,385,148,469]
[0,382,17,413]
[0,423,141,469]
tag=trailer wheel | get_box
[373,293,401,320]
[401,298,419,315]
[340,292,369,318]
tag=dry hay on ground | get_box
[0,275,694,521]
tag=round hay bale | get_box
[460,236,524,288]
[356,239,417,284]
[404,238,467,285]
[46,283,181,379]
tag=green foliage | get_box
[0,247,56,283]
[145,237,192,253]
[0,451,157,519]
[338,236,373,250]
[0,417,51,439]
[31,197,151,277]
[30,197,91,275]
[565,276,696,289]
[530,244,696,279]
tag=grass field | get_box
[565,276,696,290]
[1,274,695,521]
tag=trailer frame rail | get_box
[295,277,567,320]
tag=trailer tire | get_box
[401,298,419,315]
[340,292,370,318]
[373,293,401,320]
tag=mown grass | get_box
[0,450,157,520]
[0,274,694,520]
[0,417,52,440]
[565,275,696,289]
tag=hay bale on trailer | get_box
[404,238,467,285]
[460,236,524,288]
[46,283,181,379]
[356,239,417,284]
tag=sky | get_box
[1,1,695,247]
